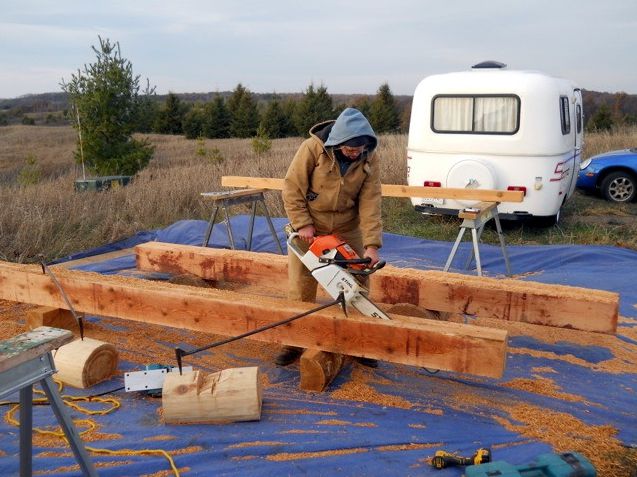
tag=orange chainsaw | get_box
[286,230,390,320]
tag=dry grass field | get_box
[0,125,636,262]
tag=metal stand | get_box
[443,202,511,277]
[201,188,283,253]
[0,328,97,477]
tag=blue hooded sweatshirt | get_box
[324,108,378,150]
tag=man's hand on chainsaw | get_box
[297,225,316,244]
[364,246,380,267]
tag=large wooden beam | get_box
[135,242,619,334]
[0,261,508,378]
[221,176,525,202]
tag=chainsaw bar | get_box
[350,293,391,320]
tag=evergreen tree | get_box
[154,92,186,135]
[351,96,372,119]
[182,105,206,139]
[587,104,614,132]
[282,99,299,137]
[61,36,154,176]
[294,84,334,136]
[369,83,400,133]
[251,125,272,156]
[227,83,259,138]
[135,80,159,133]
[260,95,293,138]
[202,95,231,139]
[399,102,412,133]
[226,83,247,117]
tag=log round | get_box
[300,349,345,392]
[52,337,118,388]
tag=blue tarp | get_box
[2,216,636,476]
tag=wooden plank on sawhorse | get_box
[443,201,511,277]
[220,176,526,202]
[200,188,283,253]
[0,327,97,476]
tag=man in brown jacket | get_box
[277,108,383,367]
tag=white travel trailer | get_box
[407,61,583,225]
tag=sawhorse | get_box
[200,188,283,253]
[0,327,97,476]
[443,201,511,276]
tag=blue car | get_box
[577,148,637,202]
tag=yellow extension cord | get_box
[2,380,180,477]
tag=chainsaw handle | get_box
[286,232,306,259]
[349,260,386,276]
[318,257,371,265]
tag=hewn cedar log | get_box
[135,242,619,334]
[220,176,525,202]
[52,338,118,388]
[162,367,262,424]
[300,349,345,392]
[0,261,508,378]
[26,306,78,332]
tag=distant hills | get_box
[1,89,635,128]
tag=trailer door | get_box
[566,89,584,197]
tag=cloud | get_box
[1,0,636,97]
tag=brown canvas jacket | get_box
[283,121,383,249]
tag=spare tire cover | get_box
[446,159,497,206]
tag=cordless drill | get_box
[431,447,491,469]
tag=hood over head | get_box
[323,108,377,151]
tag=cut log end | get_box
[52,338,118,389]
[300,349,345,392]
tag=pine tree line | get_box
[148,82,405,140]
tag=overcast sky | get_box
[1,0,635,99]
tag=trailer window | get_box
[432,95,519,134]
[576,104,582,133]
[560,96,571,134]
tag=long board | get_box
[220,176,525,202]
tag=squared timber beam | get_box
[0,261,508,378]
[135,242,619,334]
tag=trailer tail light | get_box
[507,185,527,196]
[424,181,441,187]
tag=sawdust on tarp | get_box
[330,367,414,410]
[502,376,591,404]
[1,263,636,475]
[316,419,377,428]
[266,447,368,461]
[141,468,191,477]
[227,441,287,449]
[265,441,443,462]
[268,409,337,416]
[143,434,176,442]
[415,371,637,477]
[34,460,134,475]
[472,314,637,374]
[278,429,329,434]
[492,405,637,477]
